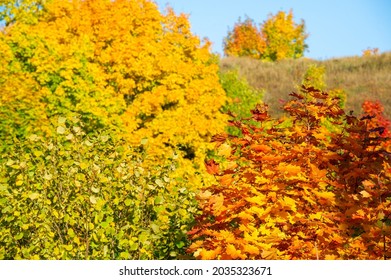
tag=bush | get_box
[0,115,198,259]
[219,70,263,136]
[188,86,391,260]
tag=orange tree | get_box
[223,17,265,59]
[224,10,308,61]
[187,85,391,259]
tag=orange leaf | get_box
[205,159,219,175]
[250,144,272,153]
[219,174,234,186]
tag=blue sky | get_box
[154,0,391,60]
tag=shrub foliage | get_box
[188,85,391,260]
[0,115,198,259]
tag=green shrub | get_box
[0,115,198,259]
[220,70,264,136]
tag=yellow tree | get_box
[261,10,308,61]
[1,0,228,184]
[224,10,308,61]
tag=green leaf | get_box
[154,195,164,205]
[67,228,75,237]
[130,242,139,251]
[33,150,43,157]
[15,232,24,240]
[150,223,160,234]
[120,252,130,259]
[124,199,132,206]
[175,241,185,249]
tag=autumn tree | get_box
[223,17,265,59]
[0,0,228,185]
[188,86,391,260]
[224,10,308,61]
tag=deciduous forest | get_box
[0,0,390,260]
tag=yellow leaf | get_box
[217,143,231,157]
[325,254,337,260]
[226,244,242,259]
[15,180,24,186]
[246,194,267,206]
[89,195,97,204]
[210,194,225,216]
[29,193,40,200]
[362,180,375,188]
[238,211,254,221]
[313,190,335,203]
[283,196,297,211]
[277,163,301,176]
[244,244,260,256]
[261,249,277,260]
[360,190,371,198]
[199,249,217,260]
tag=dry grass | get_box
[220,52,391,119]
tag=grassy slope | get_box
[220,52,391,119]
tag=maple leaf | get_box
[205,159,219,175]
[217,143,232,157]
[199,249,218,260]
[283,196,297,212]
[219,174,234,186]
[226,244,242,259]
[261,249,278,260]
[360,190,371,198]
[277,163,302,176]
[250,144,272,153]
[210,194,225,216]
[211,133,228,147]
[244,244,260,256]
[313,190,335,202]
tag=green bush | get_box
[0,115,198,259]
[220,70,264,136]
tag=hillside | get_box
[220,52,391,119]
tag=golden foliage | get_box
[224,10,308,61]
[1,0,228,186]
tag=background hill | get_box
[220,51,391,119]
